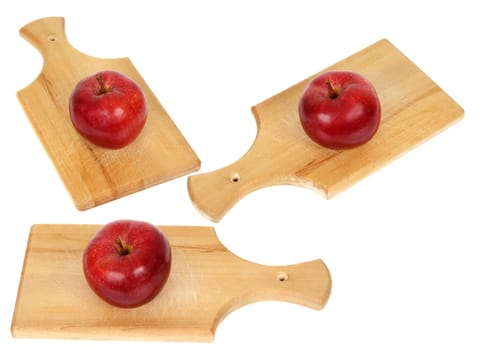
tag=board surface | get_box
[17,17,200,210]
[187,39,464,222]
[11,224,331,342]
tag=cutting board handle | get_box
[187,112,286,222]
[240,259,331,311]
[19,17,76,61]
[187,102,320,223]
[187,148,273,222]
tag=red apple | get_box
[298,70,381,149]
[83,220,171,308]
[69,70,148,149]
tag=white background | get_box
[1,1,483,349]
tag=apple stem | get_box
[96,75,110,95]
[325,80,339,99]
[115,237,132,256]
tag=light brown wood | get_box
[17,17,200,210]
[11,224,331,342]
[187,39,464,222]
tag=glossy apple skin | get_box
[69,70,147,149]
[298,71,381,149]
[83,220,171,308]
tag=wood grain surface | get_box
[187,39,464,222]
[11,224,331,342]
[17,17,200,210]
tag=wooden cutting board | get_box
[187,39,464,222]
[11,224,331,342]
[17,17,200,210]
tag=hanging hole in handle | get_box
[230,173,240,183]
[47,35,57,42]
[276,272,288,282]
